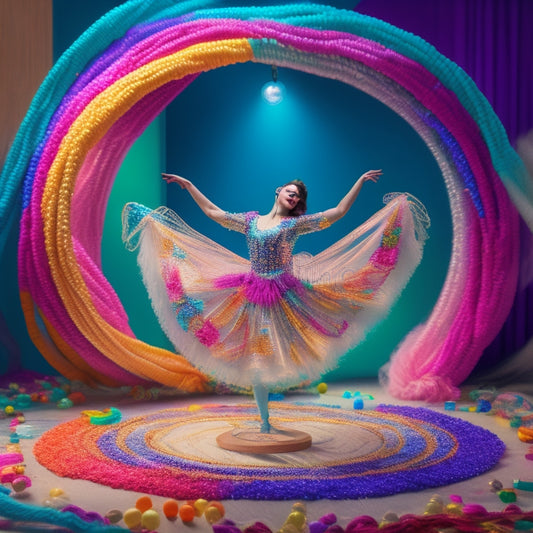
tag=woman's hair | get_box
[280,179,308,216]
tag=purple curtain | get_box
[356,0,533,370]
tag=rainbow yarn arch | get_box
[1,1,532,400]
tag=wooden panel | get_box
[0,0,52,165]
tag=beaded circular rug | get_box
[34,403,504,500]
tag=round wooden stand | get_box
[216,427,312,454]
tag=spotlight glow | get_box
[262,81,285,105]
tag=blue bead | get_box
[353,398,364,409]
[476,399,492,413]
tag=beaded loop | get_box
[0,2,528,399]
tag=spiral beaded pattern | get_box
[33,403,505,500]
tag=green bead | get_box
[498,489,517,503]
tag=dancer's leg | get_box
[253,383,271,433]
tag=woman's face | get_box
[278,185,301,212]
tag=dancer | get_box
[122,171,428,433]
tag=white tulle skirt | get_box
[122,194,429,389]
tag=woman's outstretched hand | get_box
[359,169,383,184]
[161,173,225,222]
[162,173,191,189]
[321,169,383,224]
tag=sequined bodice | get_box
[220,210,330,277]
[247,217,296,277]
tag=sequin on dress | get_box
[122,193,428,388]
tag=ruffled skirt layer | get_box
[122,194,428,388]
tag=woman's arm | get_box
[162,173,226,224]
[321,169,382,224]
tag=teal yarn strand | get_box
[195,3,334,21]
[0,491,127,532]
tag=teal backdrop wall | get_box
[164,63,450,379]
[1,0,451,381]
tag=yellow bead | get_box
[193,498,209,516]
[285,511,306,531]
[446,503,463,516]
[49,488,65,498]
[424,501,444,515]
[204,506,222,525]
[141,509,160,530]
[278,525,300,533]
[317,383,328,394]
[123,508,142,529]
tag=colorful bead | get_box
[193,498,209,516]
[489,479,503,492]
[179,504,196,523]
[205,502,225,525]
[317,383,328,394]
[141,509,160,530]
[49,488,65,498]
[123,508,142,529]
[135,495,153,513]
[162,499,179,519]
[105,509,123,524]
[498,489,517,503]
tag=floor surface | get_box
[2,380,532,532]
